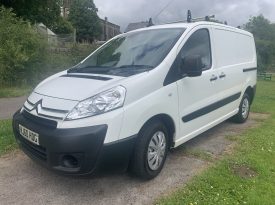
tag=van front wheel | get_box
[130,121,168,179]
[231,93,250,123]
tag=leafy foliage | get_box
[0,7,46,85]
[52,17,74,34]
[41,44,98,80]
[244,15,275,71]
[245,15,275,41]
[0,0,73,34]
[68,0,101,42]
[255,39,275,70]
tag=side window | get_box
[180,29,212,71]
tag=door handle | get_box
[210,75,218,82]
[219,73,226,78]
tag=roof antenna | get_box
[187,10,192,23]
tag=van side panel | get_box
[211,27,257,120]
[174,26,257,147]
[213,28,256,68]
[119,82,179,143]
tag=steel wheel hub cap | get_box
[242,98,249,119]
[147,131,166,171]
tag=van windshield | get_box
[68,28,185,76]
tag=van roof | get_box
[126,21,253,37]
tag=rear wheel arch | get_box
[231,92,251,123]
[244,86,255,104]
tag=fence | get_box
[35,23,76,50]
[47,33,76,47]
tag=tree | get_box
[0,0,73,34]
[245,15,275,41]
[0,6,46,85]
[52,17,74,34]
[68,0,101,42]
[244,15,275,71]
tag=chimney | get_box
[104,17,108,41]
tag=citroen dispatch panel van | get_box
[13,22,257,179]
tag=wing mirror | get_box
[181,55,203,77]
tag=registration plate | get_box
[19,124,39,145]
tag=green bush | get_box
[0,6,46,86]
[244,15,275,71]
[40,44,98,78]
[255,39,275,71]
[52,17,74,34]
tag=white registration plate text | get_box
[19,124,39,145]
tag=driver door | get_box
[175,27,220,145]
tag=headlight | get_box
[66,86,126,120]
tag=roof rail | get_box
[161,10,218,25]
[187,10,215,23]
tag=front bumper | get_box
[12,110,136,175]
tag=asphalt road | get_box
[0,96,26,120]
[0,112,266,205]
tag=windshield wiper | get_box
[67,64,154,76]
[67,66,78,73]
[67,66,112,74]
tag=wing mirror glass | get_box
[180,55,203,77]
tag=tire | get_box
[231,93,250,123]
[129,120,169,180]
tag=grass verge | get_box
[181,148,214,162]
[156,80,275,205]
[0,86,32,98]
[0,120,17,156]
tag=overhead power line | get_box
[153,0,177,20]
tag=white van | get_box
[13,21,257,179]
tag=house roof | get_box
[99,18,120,29]
[125,21,150,32]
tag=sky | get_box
[94,0,275,32]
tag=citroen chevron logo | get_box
[30,99,43,115]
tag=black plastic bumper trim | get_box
[243,67,257,72]
[22,110,58,129]
[182,92,241,122]
[18,133,47,161]
[97,135,137,173]
[13,110,137,175]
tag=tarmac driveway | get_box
[0,113,267,205]
[0,96,26,120]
